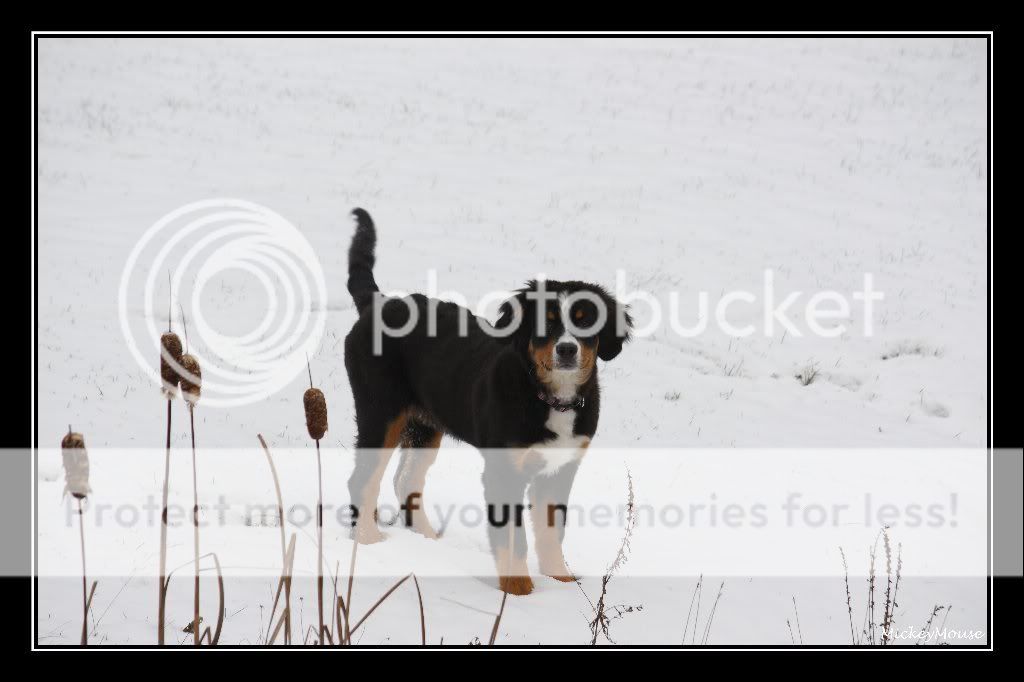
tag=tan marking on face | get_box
[578,341,598,384]
[529,339,556,384]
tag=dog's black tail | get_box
[347,208,379,314]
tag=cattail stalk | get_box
[77,497,88,645]
[157,282,182,646]
[316,439,324,644]
[189,406,200,646]
[179,311,203,646]
[158,399,172,646]
[303,360,328,645]
[62,428,91,645]
[181,359,201,646]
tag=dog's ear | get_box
[494,285,534,351]
[494,296,519,338]
[595,287,632,361]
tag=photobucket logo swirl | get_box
[118,199,327,407]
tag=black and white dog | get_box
[344,208,631,595]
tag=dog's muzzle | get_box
[554,342,578,369]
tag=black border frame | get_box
[14,28,1014,657]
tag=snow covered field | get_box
[36,37,988,646]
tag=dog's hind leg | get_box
[393,419,442,539]
[348,411,408,544]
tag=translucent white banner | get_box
[35,447,988,579]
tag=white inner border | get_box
[29,29,996,653]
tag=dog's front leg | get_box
[528,458,582,582]
[482,450,537,596]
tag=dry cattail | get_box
[159,332,183,399]
[304,388,328,440]
[303,372,329,644]
[61,430,91,499]
[179,354,201,407]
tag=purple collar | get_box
[537,390,585,412]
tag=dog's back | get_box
[343,210,527,445]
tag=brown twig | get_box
[206,552,225,645]
[917,605,946,646]
[489,591,508,646]
[163,552,225,645]
[881,528,894,644]
[891,543,903,635]
[213,555,225,644]
[865,530,883,645]
[701,582,725,645]
[344,540,358,645]
[791,595,803,645]
[327,560,341,644]
[347,573,413,636]
[588,469,637,645]
[681,574,702,644]
[335,594,348,647]
[839,547,856,645]
[257,434,292,644]
[412,574,426,646]
[266,535,297,645]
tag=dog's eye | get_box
[574,309,585,321]
[546,311,555,321]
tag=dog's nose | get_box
[555,342,578,360]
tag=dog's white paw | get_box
[410,521,440,540]
[353,524,386,545]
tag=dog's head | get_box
[495,280,632,389]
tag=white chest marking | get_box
[533,408,589,476]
